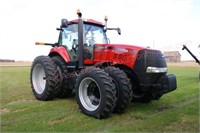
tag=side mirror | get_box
[117,28,121,35]
[60,19,68,28]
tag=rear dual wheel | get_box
[52,56,72,98]
[30,56,59,100]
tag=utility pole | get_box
[153,40,155,48]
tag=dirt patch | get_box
[156,106,174,112]
[8,99,35,105]
[0,61,32,67]
[0,108,11,114]
[51,116,66,123]
[49,114,75,125]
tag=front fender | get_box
[49,46,71,62]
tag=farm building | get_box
[163,51,181,62]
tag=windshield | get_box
[60,23,108,60]
[61,23,108,47]
[84,24,108,45]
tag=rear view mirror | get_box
[117,28,121,35]
[60,19,68,28]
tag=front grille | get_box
[133,49,167,85]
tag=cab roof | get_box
[68,19,104,27]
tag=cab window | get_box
[59,23,108,60]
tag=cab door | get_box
[58,24,79,61]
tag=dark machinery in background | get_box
[182,45,200,80]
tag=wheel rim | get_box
[32,64,46,94]
[79,77,101,111]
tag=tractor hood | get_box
[108,44,147,49]
[94,43,165,69]
[95,43,151,55]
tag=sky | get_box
[0,0,200,61]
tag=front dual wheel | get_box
[75,67,116,119]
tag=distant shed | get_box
[163,51,181,62]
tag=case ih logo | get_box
[113,53,128,62]
[96,47,137,64]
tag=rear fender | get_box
[94,61,112,67]
[48,46,71,63]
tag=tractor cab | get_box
[57,19,108,61]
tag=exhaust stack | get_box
[77,9,85,68]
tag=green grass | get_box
[0,65,199,132]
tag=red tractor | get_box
[30,10,177,119]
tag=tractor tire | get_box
[52,56,72,98]
[30,56,59,100]
[199,72,200,81]
[152,94,162,100]
[117,66,152,103]
[75,67,115,119]
[104,67,132,113]
[132,90,152,103]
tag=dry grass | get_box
[0,61,199,68]
[0,61,32,67]
[167,61,200,68]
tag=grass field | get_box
[0,62,199,132]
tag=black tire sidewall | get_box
[30,56,56,100]
[104,67,132,113]
[52,56,72,98]
[75,68,114,118]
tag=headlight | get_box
[146,67,168,73]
